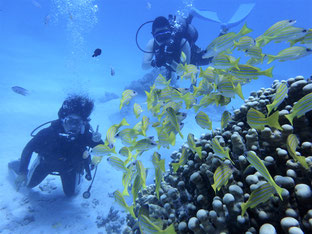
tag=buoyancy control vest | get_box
[153,15,199,67]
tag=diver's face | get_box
[153,26,171,45]
[62,114,86,135]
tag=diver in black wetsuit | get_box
[141,4,256,80]
[8,95,103,197]
[141,14,221,80]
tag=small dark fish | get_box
[12,86,29,96]
[110,67,115,76]
[44,15,50,25]
[92,48,102,57]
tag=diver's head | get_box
[58,95,94,136]
[62,114,86,135]
[152,16,172,45]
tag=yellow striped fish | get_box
[199,66,216,83]
[122,165,134,196]
[91,143,116,157]
[204,23,252,58]
[91,156,103,165]
[107,156,127,172]
[131,137,157,153]
[266,82,288,115]
[241,183,276,216]
[286,134,309,169]
[180,51,187,63]
[156,129,176,149]
[193,78,214,97]
[154,166,163,199]
[116,128,139,146]
[154,74,171,89]
[152,152,166,172]
[216,76,244,100]
[229,64,273,79]
[221,110,232,129]
[267,46,312,64]
[151,152,165,199]
[139,215,176,234]
[256,20,296,47]
[285,92,312,125]
[166,107,183,138]
[247,108,282,130]
[195,111,212,130]
[133,116,150,136]
[211,54,240,70]
[113,190,136,218]
[246,151,283,199]
[290,29,312,47]
[105,118,129,147]
[234,36,256,50]
[269,26,308,43]
[246,57,264,65]
[171,147,188,172]
[211,164,232,192]
[120,89,137,109]
[245,46,265,61]
[211,137,234,164]
[187,134,202,160]
[133,103,143,118]
[132,174,142,204]
[136,160,147,188]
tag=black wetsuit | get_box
[153,16,213,75]
[18,119,102,197]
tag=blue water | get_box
[0,0,312,232]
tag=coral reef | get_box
[123,76,312,233]
[96,206,125,233]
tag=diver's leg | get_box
[26,157,50,188]
[60,169,81,197]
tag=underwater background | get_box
[0,0,312,233]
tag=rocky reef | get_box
[123,76,312,234]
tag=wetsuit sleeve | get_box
[142,39,155,70]
[19,129,49,174]
[19,137,38,174]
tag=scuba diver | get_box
[139,4,255,80]
[8,95,103,197]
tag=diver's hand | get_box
[15,173,27,191]
[91,125,102,142]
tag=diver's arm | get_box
[19,138,36,174]
[181,39,191,64]
[142,39,155,70]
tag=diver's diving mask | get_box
[62,115,86,136]
[153,29,171,44]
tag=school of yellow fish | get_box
[93,20,312,232]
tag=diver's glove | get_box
[15,173,27,191]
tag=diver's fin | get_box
[190,7,221,23]
[226,3,255,29]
